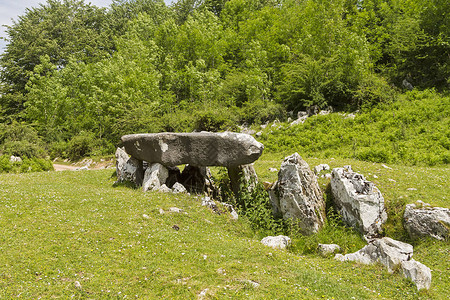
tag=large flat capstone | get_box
[121,132,264,167]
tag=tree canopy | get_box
[0,0,448,157]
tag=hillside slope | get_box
[260,90,450,166]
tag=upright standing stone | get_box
[142,163,169,192]
[331,166,387,240]
[228,164,258,197]
[115,147,143,185]
[269,153,326,235]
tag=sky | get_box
[0,0,170,54]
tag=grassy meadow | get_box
[0,154,448,299]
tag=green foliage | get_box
[0,0,113,117]
[194,105,239,131]
[0,122,46,158]
[347,0,450,90]
[66,131,113,161]
[1,0,448,158]
[0,155,53,173]
[237,183,288,235]
[261,90,450,166]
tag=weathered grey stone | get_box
[314,164,330,174]
[334,237,413,273]
[228,164,258,197]
[401,259,432,290]
[179,165,215,194]
[290,114,308,126]
[115,147,143,185]
[404,201,450,241]
[142,163,169,192]
[172,182,187,194]
[269,153,326,235]
[261,235,291,250]
[331,167,387,240]
[155,184,171,193]
[121,132,264,167]
[318,244,342,257]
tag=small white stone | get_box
[169,207,183,213]
[142,214,150,219]
[74,281,82,289]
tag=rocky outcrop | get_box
[115,147,143,185]
[121,132,264,168]
[404,200,450,241]
[261,235,291,250]
[335,237,431,290]
[172,182,187,194]
[269,153,326,235]
[142,163,169,192]
[331,166,387,240]
[228,164,258,197]
[335,237,413,272]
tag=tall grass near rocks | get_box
[260,90,450,166]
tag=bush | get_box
[235,183,288,236]
[48,141,69,159]
[194,106,239,132]
[0,155,53,173]
[0,122,46,158]
[67,131,97,161]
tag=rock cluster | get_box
[330,166,387,240]
[269,153,326,235]
[404,200,450,241]
[290,108,333,126]
[116,132,261,196]
[335,237,431,290]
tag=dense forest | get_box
[0,0,448,161]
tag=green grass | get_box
[0,164,448,298]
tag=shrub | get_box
[0,122,46,158]
[67,131,97,161]
[0,155,53,173]
[194,106,239,132]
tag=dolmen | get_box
[116,132,263,195]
